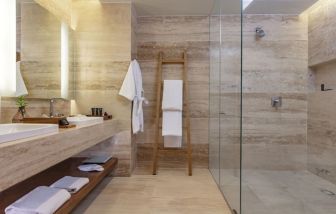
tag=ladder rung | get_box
[162,59,185,64]
[158,148,188,152]
[158,126,188,129]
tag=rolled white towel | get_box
[78,164,104,172]
[5,186,71,214]
[50,176,89,194]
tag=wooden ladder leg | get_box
[183,51,192,176]
[186,121,192,176]
[152,136,158,175]
[152,52,163,175]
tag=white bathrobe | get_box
[119,60,147,134]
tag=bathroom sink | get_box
[0,123,59,144]
[67,116,104,128]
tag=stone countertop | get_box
[0,119,130,192]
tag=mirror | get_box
[16,0,75,100]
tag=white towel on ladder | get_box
[162,80,183,111]
[162,80,183,148]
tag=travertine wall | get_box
[73,2,132,120]
[73,2,134,176]
[210,14,309,171]
[136,16,210,168]
[307,0,336,184]
[307,62,336,184]
[308,0,336,66]
[242,14,309,170]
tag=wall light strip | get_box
[61,22,69,99]
[0,0,16,96]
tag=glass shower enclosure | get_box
[209,0,336,213]
[209,0,242,213]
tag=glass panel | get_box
[209,0,221,185]
[209,0,242,213]
[241,0,332,214]
[219,0,242,213]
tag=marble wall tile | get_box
[307,61,336,184]
[137,143,209,169]
[306,0,336,185]
[210,14,308,171]
[74,2,133,121]
[136,16,210,168]
[73,2,134,176]
[242,15,308,171]
[308,0,336,66]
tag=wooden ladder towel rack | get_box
[152,51,192,176]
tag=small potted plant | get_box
[12,96,28,123]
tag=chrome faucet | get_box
[49,98,65,118]
[271,96,282,108]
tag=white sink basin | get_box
[67,116,104,128]
[0,123,59,144]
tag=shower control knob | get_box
[271,96,282,108]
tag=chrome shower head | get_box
[256,26,265,38]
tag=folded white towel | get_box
[78,164,104,172]
[162,80,183,111]
[50,176,89,194]
[5,186,70,214]
[162,111,182,136]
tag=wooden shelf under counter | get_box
[0,157,118,214]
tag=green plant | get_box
[16,96,27,108]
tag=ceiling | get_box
[133,0,319,16]
[18,0,320,16]
[245,0,319,14]
[99,0,217,15]
[129,0,319,16]
[132,0,215,16]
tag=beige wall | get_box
[242,14,309,170]
[73,2,132,121]
[307,0,336,184]
[308,0,336,66]
[209,14,309,171]
[136,16,210,168]
[73,2,134,176]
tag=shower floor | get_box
[222,170,336,214]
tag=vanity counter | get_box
[0,119,130,191]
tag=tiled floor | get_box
[240,170,336,214]
[73,168,231,214]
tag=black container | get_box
[91,108,96,116]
